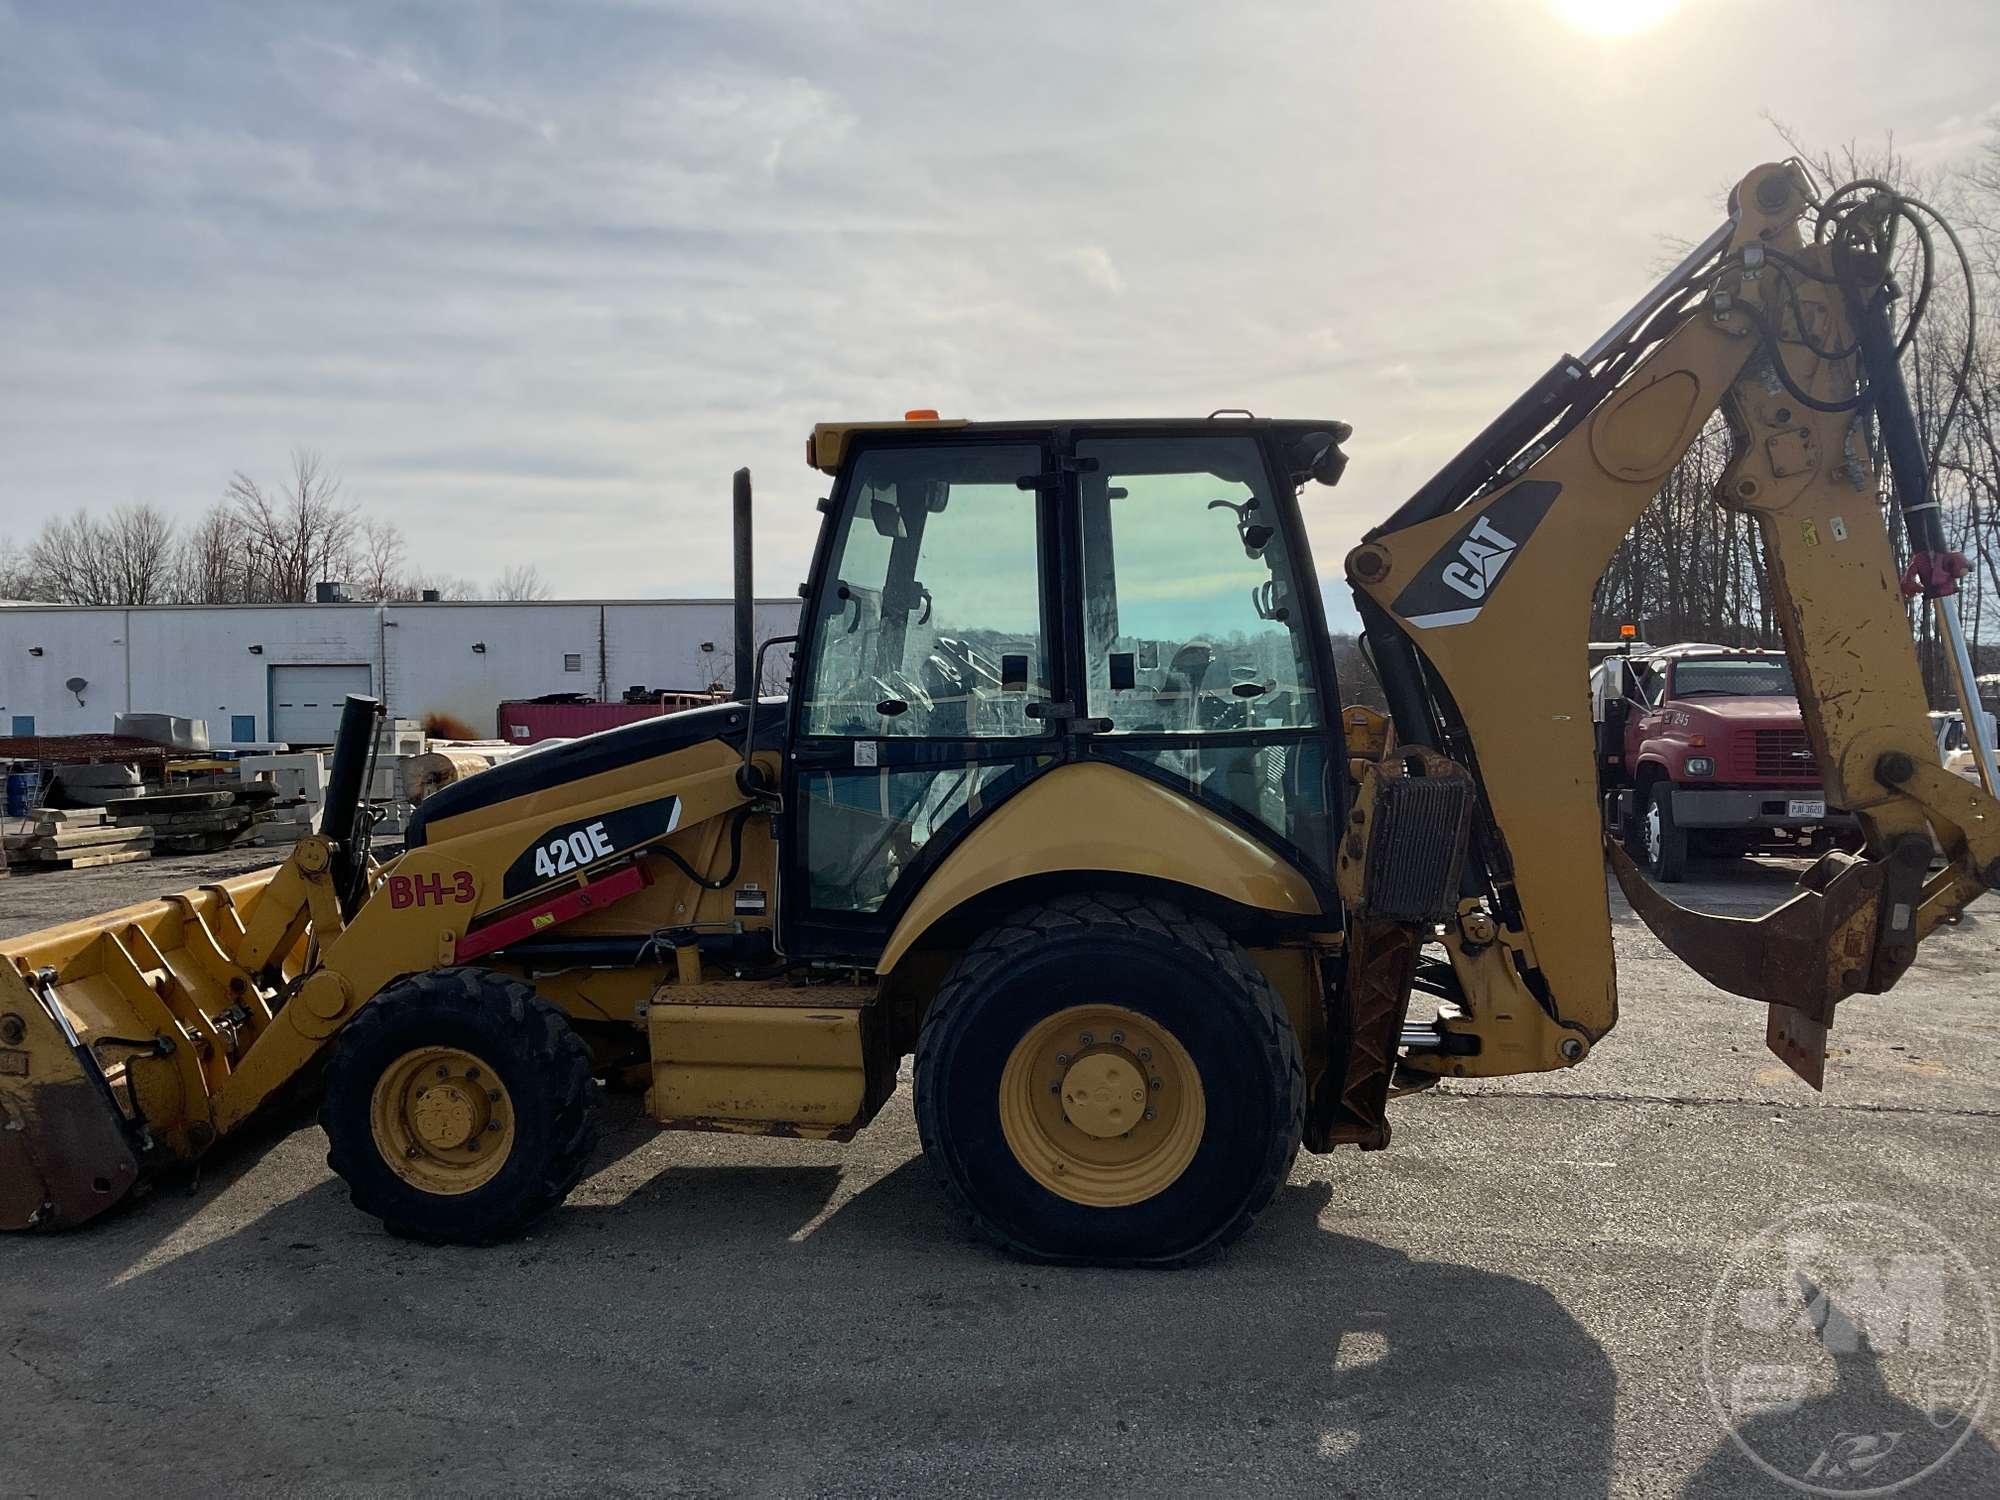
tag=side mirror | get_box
[870,495,906,539]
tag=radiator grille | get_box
[1363,773,1475,924]
[1751,727,1816,778]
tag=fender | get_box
[875,761,1321,974]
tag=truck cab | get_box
[1593,644,1854,881]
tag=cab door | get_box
[783,435,1062,958]
[1063,427,1345,888]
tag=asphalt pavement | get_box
[1,850,1994,1498]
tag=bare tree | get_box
[353,518,407,600]
[491,562,554,600]
[0,536,34,600]
[21,512,102,603]
[395,570,479,602]
[228,448,357,602]
[103,504,179,605]
[174,502,253,603]
[19,505,180,605]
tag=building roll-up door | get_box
[269,664,374,745]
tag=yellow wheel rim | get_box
[997,1003,1206,1208]
[369,1046,515,1195]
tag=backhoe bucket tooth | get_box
[0,964,143,1231]
[1606,841,1885,1090]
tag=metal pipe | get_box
[733,468,755,702]
[1579,217,1736,366]
[1935,595,2000,795]
[1850,287,1996,793]
[322,694,382,917]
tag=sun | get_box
[1548,0,1681,36]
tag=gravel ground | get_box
[1,848,1994,1498]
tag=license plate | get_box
[1788,798,1827,820]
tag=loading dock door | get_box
[269,664,373,745]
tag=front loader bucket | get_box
[0,869,292,1230]
[0,965,142,1230]
[1607,840,1925,1089]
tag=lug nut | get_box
[486,1120,501,1133]
[436,1065,449,1079]
[1050,1082,1061,1095]
[466,1066,480,1080]
[1143,1109,1156,1122]
[1079,1033,1094,1045]
[1137,1048,1151,1062]
[406,1146,421,1159]
[1150,1077,1162,1090]
[487,1088,501,1102]
[1110,1031,1124,1044]
[1056,1052,1070,1066]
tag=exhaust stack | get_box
[733,468,755,702]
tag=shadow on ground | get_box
[3,1107,1618,1498]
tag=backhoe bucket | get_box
[0,869,292,1230]
[1606,840,1915,1089]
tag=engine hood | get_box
[405,697,788,846]
[1667,695,1804,728]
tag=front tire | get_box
[1638,782,1689,883]
[321,967,599,1244]
[915,892,1303,1267]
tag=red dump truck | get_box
[1592,643,1854,881]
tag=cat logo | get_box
[1440,516,1520,601]
[1388,479,1563,630]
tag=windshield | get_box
[1669,657,1797,698]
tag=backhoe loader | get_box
[3,162,1995,1265]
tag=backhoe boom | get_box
[1349,161,2000,1087]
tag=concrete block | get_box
[114,713,210,752]
[239,753,328,810]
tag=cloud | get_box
[1061,245,1125,296]
[1,0,1997,606]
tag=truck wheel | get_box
[914,892,1304,1267]
[1640,784,1689,883]
[321,968,599,1245]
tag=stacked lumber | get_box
[103,789,262,854]
[3,808,154,870]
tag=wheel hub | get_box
[997,1003,1206,1208]
[410,1081,482,1151]
[369,1046,514,1195]
[1060,1051,1147,1139]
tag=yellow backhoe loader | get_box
[2,163,1995,1264]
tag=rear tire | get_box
[321,967,598,1245]
[915,891,1303,1267]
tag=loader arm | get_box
[1348,161,2000,1087]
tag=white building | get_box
[0,598,800,746]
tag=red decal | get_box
[386,871,476,909]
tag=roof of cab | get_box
[805,414,1316,475]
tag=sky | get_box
[3,0,1997,622]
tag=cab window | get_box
[800,443,1047,738]
[1077,435,1320,733]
